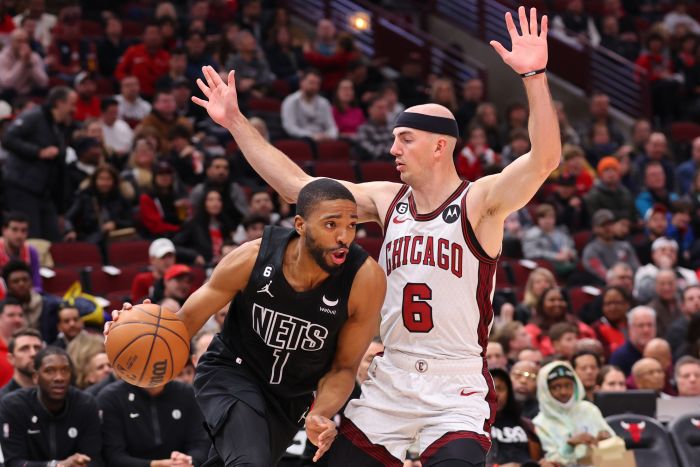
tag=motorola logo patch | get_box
[442,205,461,224]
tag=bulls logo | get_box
[691,418,700,428]
[620,421,646,443]
[396,202,408,215]
[442,205,460,224]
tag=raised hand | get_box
[192,66,241,128]
[490,6,548,75]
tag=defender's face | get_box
[390,128,434,184]
[301,199,358,274]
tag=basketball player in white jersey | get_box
[193,7,559,466]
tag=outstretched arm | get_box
[192,66,400,224]
[473,7,561,220]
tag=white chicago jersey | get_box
[379,180,497,360]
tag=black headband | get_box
[393,112,460,138]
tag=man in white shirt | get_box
[100,97,133,156]
[281,69,337,141]
[12,0,56,50]
[114,75,151,122]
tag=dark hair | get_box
[571,350,601,370]
[683,284,700,302]
[153,88,174,102]
[205,154,229,171]
[297,178,356,218]
[549,322,577,342]
[88,165,120,196]
[301,68,322,80]
[602,285,634,307]
[242,213,270,229]
[144,20,160,32]
[8,328,42,354]
[490,367,521,417]
[597,364,624,386]
[194,189,236,236]
[46,86,73,109]
[2,211,29,228]
[169,124,193,141]
[0,296,22,316]
[2,260,32,285]
[100,96,118,112]
[684,313,700,358]
[534,287,572,329]
[34,346,73,372]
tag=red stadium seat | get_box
[573,231,592,254]
[248,97,282,113]
[81,20,102,38]
[50,242,102,267]
[122,20,145,38]
[107,240,151,266]
[226,141,239,155]
[88,264,146,295]
[43,267,81,296]
[358,161,401,183]
[190,266,207,290]
[669,121,700,144]
[312,161,358,183]
[273,139,314,162]
[568,286,600,315]
[316,140,351,161]
[361,223,383,238]
[356,237,383,261]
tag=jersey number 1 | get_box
[402,283,433,332]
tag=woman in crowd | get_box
[592,286,634,359]
[332,78,364,138]
[596,364,627,392]
[121,136,158,203]
[456,125,499,182]
[68,333,113,390]
[138,160,188,238]
[515,268,557,324]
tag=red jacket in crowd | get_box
[115,44,170,97]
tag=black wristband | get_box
[520,68,546,78]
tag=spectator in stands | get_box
[380,82,404,124]
[159,264,193,306]
[189,155,248,222]
[550,323,579,361]
[64,136,102,200]
[281,68,337,141]
[0,28,47,99]
[155,47,187,92]
[167,124,205,188]
[636,33,680,124]
[237,0,263,42]
[647,269,682,337]
[1,328,42,395]
[73,72,100,122]
[332,79,364,137]
[51,303,84,349]
[13,0,55,51]
[131,238,175,303]
[183,31,217,85]
[455,78,484,133]
[667,285,700,355]
[525,287,595,357]
[139,160,187,238]
[585,122,620,167]
[592,286,633,359]
[546,174,587,231]
[0,297,26,386]
[599,14,639,61]
[486,341,508,370]
[500,102,528,147]
[572,350,601,401]
[675,355,700,396]
[100,97,133,161]
[636,133,677,195]
[534,361,612,465]
[667,200,695,260]
[456,125,498,181]
[429,78,458,115]
[597,364,627,392]
[642,337,676,393]
[552,0,601,47]
[584,155,637,223]
[226,30,274,94]
[172,77,205,124]
[0,346,102,467]
[522,204,577,276]
[515,267,557,324]
[98,378,210,467]
[174,189,236,265]
[472,102,502,152]
[487,368,543,466]
[45,10,95,84]
[265,26,305,89]
[577,92,625,148]
[115,75,152,123]
[631,357,667,395]
[355,97,393,160]
[0,212,41,290]
[553,100,581,146]
[634,237,697,304]
[241,214,268,242]
[120,135,156,203]
[500,128,530,167]
[64,165,133,243]
[677,137,700,196]
[556,144,595,196]
[664,3,700,35]
[115,21,170,98]
[494,321,532,365]
[518,348,543,367]
[96,17,127,78]
[633,204,668,265]
[610,306,657,375]
[510,360,540,419]
[191,331,215,368]
[2,86,76,241]
[139,89,193,153]
[18,15,45,57]
[582,209,640,283]
[68,333,112,390]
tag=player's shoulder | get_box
[351,256,386,293]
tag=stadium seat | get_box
[568,286,600,315]
[273,139,314,162]
[248,97,282,113]
[80,20,102,37]
[605,414,679,466]
[107,240,151,266]
[356,237,383,261]
[669,413,700,467]
[669,121,700,144]
[43,267,81,296]
[496,261,511,288]
[312,161,358,183]
[50,242,102,267]
[191,266,207,290]
[361,223,383,238]
[358,161,401,183]
[316,140,351,161]
[88,264,146,296]
[573,231,592,254]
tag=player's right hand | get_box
[305,414,337,462]
[104,299,152,336]
[192,65,241,129]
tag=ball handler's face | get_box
[298,199,358,273]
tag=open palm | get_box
[192,66,241,128]
[490,6,548,75]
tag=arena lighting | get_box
[349,11,371,32]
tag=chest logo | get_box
[257,281,274,298]
[442,205,461,224]
[68,427,78,438]
[172,409,182,420]
[396,202,408,214]
[322,295,339,307]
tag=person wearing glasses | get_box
[510,360,540,419]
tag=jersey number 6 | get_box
[402,283,434,332]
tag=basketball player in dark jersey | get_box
[106,178,386,466]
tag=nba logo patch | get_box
[442,205,460,224]
[396,202,408,215]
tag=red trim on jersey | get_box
[408,180,468,221]
[419,431,491,463]
[459,189,498,264]
[476,261,498,432]
[382,184,410,234]
[339,417,403,466]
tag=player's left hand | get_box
[490,6,548,75]
[305,414,337,462]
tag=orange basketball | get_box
[105,304,190,388]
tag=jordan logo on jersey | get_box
[384,235,464,277]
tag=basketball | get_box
[105,304,190,388]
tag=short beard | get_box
[17,366,34,378]
[304,227,344,275]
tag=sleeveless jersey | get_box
[220,226,369,398]
[379,180,498,360]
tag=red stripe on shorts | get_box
[419,431,491,464]
[339,417,403,466]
